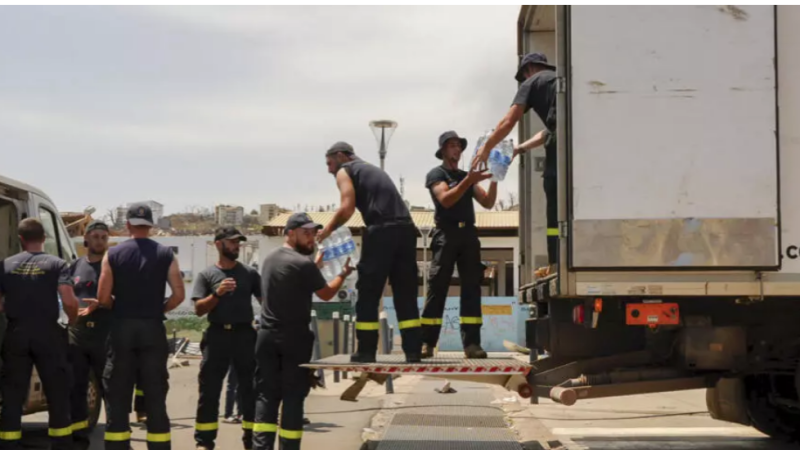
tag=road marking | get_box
[551,427,766,438]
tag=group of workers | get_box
[0,52,557,450]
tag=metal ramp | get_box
[303,353,535,399]
[303,354,531,375]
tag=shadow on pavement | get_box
[304,422,343,433]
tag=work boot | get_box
[421,343,435,359]
[351,330,378,363]
[464,344,488,359]
[399,325,423,360]
[405,352,421,363]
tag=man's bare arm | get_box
[58,285,79,324]
[432,170,494,209]
[514,129,548,158]
[97,253,114,309]
[194,293,218,317]
[163,259,185,313]
[473,182,498,209]
[472,104,525,170]
[320,169,356,241]
[315,265,353,301]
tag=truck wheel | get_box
[745,374,800,442]
[86,370,103,431]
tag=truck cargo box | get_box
[517,6,800,297]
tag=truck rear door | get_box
[565,6,779,270]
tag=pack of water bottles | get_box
[319,226,359,281]
[472,129,514,182]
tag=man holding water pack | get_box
[422,131,496,359]
[472,52,558,277]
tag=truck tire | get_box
[745,374,800,442]
[86,370,103,431]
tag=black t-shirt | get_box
[108,238,174,319]
[341,158,412,227]
[0,251,72,322]
[513,70,558,177]
[69,256,112,331]
[259,247,327,331]
[425,166,476,226]
[192,263,261,325]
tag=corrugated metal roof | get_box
[264,211,518,230]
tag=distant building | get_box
[115,201,164,228]
[216,205,244,226]
[259,203,288,225]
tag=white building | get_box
[215,205,244,226]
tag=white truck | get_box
[516,5,800,441]
[0,175,103,430]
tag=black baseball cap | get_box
[284,212,323,234]
[436,131,468,160]
[85,220,109,234]
[325,141,355,157]
[515,52,556,82]
[214,226,247,242]
[127,202,154,227]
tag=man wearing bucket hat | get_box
[472,52,558,277]
[422,131,496,359]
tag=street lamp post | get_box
[369,120,398,171]
[421,227,432,295]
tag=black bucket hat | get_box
[436,131,468,160]
[515,52,556,82]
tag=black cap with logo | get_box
[127,202,154,227]
[214,226,247,242]
[85,220,109,234]
[284,212,323,234]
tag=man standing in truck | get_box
[192,226,262,450]
[68,220,112,449]
[472,52,558,277]
[421,131,496,359]
[98,203,185,450]
[319,142,422,363]
[0,218,79,450]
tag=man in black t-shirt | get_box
[192,227,262,450]
[319,142,422,363]
[68,220,113,449]
[472,52,559,277]
[253,213,353,450]
[422,131,496,359]
[0,218,79,450]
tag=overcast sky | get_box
[0,6,522,218]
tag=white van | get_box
[0,174,102,430]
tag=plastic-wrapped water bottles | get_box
[319,227,360,282]
[472,129,514,182]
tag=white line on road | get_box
[551,427,767,438]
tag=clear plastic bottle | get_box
[471,129,514,182]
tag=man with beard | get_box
[68,220,113,449]
[319,141,422,363]
[192,227,262,450]
[253,213,353,450]
[422,131,496,359]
